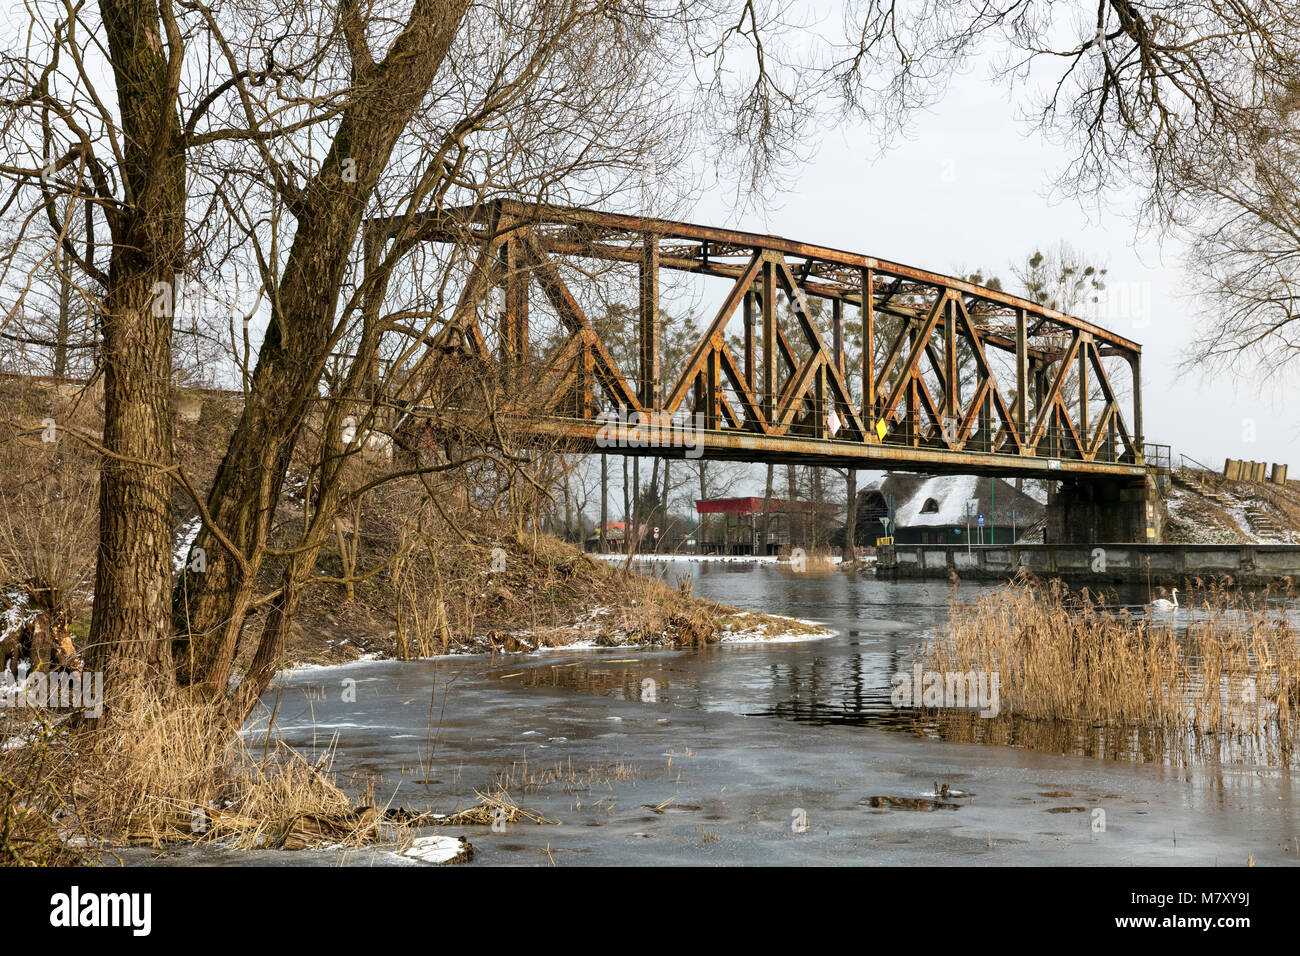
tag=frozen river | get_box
[160,560,1300,866]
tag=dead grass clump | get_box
[437,787,557,826]
[921,573,1300,759]
[0,716,90,865]
[0,690,407,862]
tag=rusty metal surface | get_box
[376,199,1149,478]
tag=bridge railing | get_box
[1143,443,1171,473]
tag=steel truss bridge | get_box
[367,200,1156,481]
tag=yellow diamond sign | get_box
[875,419,887,441]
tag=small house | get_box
[855,473,1045,546]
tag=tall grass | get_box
[920,574,1300,765]
[0,688,406,863]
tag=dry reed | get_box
[918,573,1300,765]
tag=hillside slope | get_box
[1164,466,1300,544]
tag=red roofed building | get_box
[694,497,808,555]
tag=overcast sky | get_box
[681,56,1300,481]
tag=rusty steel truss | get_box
[370,200,1150,480]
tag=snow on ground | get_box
[592,553,845,564]
[277,651,386,675]
[172,516,202,572]
[717,621,836,645]
[593,553,780,563]
[1,590,34,644]
[396,834,469,865]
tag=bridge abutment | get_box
[1046,474,1166,544]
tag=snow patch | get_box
[1,590,35,645]
[398,834,469,865]
[172,516,202,573]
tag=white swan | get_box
[1149,588,1180,612]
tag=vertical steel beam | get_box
[943,294,957,428]
[743,289,756,393]
[706,348,721,430]
[762,258,777,424]
[638,234,660,409]
[1015,308,1028,439]
[832,298,844,376]
[1031,360,1046,456]
[815,362,827,439]
[907,319,920,446]
[501,237,529,369]
[1078,336,1090,447]
[580,347,594,420]
[981,385,992,453]
[1131,352,1144,462]
[862,268,875,432]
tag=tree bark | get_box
[175,0,471,694]
[659,458,670,552]
[843,468,857,566]
[86,0,186,697]
[760,463,773,556]
[599,453,608,552]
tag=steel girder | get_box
[373,200,1148,479]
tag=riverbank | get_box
[278,536,834,669]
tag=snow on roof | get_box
[861,473,1045,527]
[895,474,978,526]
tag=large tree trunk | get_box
[658,458,670,552]
[786,465,798,549]
[86,0,186,697]
[622,457,630,554]
[697,462,707,553]
[599,453,608,552]
[843,468,857,566]
[760,463,773,556]
[175,0,470,695]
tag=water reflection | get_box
[582,558,1299,767]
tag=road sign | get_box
[965,499,979,517]
[977,514,985,528]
